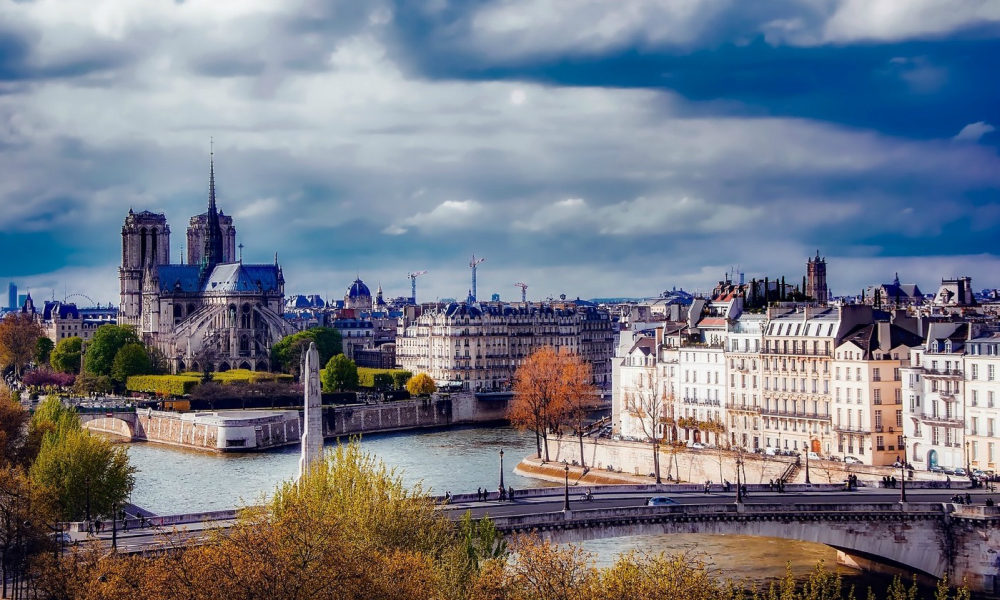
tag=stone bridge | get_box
[488,502,1000,594]
[79,410,137,439]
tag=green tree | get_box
[72,372,113,397]
[34,336,55,366]
[84,324,141,377]
[322,355,358,392]
[111,343,152,383]
[406,373,437,396]
[0,390,30,467]
[50,337,84,374]
[272,327,343,375]
[30,427,135,521]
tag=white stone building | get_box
[962,327,1000,473]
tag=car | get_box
[645,496,677,506]
[689,442,705,450]
[943,468,956,475]
[929,465,945,473]
[49,532,74,546]
[807,452,821,461]
[843,456,862,465]
[828,455,842,462]
[973,470,986,478]
[954,468,967,477]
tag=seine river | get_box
[125,425,889,591]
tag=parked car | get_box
[843,456,862,465]
[943,468,956,475]
[807,452,821,461]
[929,465,945,473]
[645,496,677,506]
[689,442,705,450]
[953,468,967,477]
[973,470,986,478]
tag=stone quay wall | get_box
[82,393,509,452]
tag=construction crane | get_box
[469,255,485,302]
[514,283,528,303]
[407,270,427,303]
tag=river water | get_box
[125,425,891,592]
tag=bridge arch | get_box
[81,415,137,440]
[494,505,949,581]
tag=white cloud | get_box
[389,200,487,234]
[954,121,996,142]
[235,197,281,219]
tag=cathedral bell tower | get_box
[119,209,170,328]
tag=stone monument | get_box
[298,342,324,480]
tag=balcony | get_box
[920,414,964,427]
[681,397,722,407]
[759,407,829,420]
[924,368,963,378]
[834,424,870,434]
[762,348,831,357]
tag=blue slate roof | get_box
[157,263,281,294]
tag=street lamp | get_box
[563,464,570,511]
[900,435,908,503]
[735,454,743,504]
[111,503,118,552]
[499,449,505,493]
[805,441,811,484]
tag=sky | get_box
[1,0,999,306]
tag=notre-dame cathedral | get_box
[118,153,294,373]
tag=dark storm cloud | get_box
[0,0,999,302]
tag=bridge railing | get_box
[436,482,853,504]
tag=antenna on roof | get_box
[238,242,244,264]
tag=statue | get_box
[298,342,324,480]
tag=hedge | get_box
[357,368,412,389]
[211,369,293,385]
[126,375,201,397]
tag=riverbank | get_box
[514,456,654,485]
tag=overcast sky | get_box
[1,0,999,305]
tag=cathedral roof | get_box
[156,263,282,294]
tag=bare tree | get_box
[622,368,670,484]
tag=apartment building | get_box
[395,301,615,391]
[964,328,1000,473]
[831,323,921,465]
[726,313,766,449]
[901,322,968,471]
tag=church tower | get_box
[202,150,226,272]
[187,150,236,266]
[806,250,828,304]
[119,209,171,327]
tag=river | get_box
[125,425,895,593]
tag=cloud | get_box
[954,121,996,142]
[235,197,281,219]
[460,0,1000,61]
[388,200,487,234]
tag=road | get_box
[68,486,993,555]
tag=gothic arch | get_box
[218,362,231,372]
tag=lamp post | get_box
[735,453,743,504]
[111,503,118,552]
[966,441,972,481]
[900,435,908,503]
[499,449,505,493]
[805,440,811,484]
[563,464,570,511]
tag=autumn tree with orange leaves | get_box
[510,346,594,462]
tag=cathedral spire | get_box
[202,138,225,273]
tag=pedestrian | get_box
[946,476,951,489]
[508,485,515,501]
[87,520,93,535]
[477,487,483,502]
[768,479,774,492]
[498,485,505,501]
[95,519,102,534]
[987,497,995,507]
[740,484,748,498]
[966,493,972,505]
[890,476,896,488]
[445,491,451,504]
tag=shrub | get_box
[212,369,293,385]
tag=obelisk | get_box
[298,342,324,480]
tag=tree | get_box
[84,325,140,377]
[0,313,44,376]
[72,372,112,397]
[0,389,29,467]
[272,327,344,376]
[621,361,670,483]
[110,343,152,383]
[50,336,83,374]
[34,336,54,366]
[510,346,585,462]
[406,373,437,396]
[0,465,56,600]
[322,355,358,392]
[557,356,597,468]
[30,427,135,521]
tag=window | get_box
[991,365,996,382]
[990,442,996,464]
[873,368,881,381]
[873,389,882,405]
[972,390,978,406]
[875,410,882,429]
[972,417,979,436]
[895,389,902,404]
[991,391,996,408]
[896,410,902,428]
[876,435,884,451]
[972,364,979,379]
[990,419,996,437]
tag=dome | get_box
[347,279,371,299]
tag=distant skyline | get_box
[1,0,999,305]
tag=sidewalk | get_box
[515,456,658,486]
